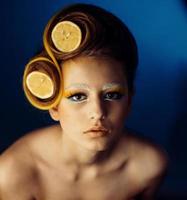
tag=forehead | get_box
[61,56,127,87]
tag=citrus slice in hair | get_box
[51,21,82,52]
[26,71,54,99]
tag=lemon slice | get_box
[51,21,82,52]
[26,71,54,99]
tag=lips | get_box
[84,127,109,138]
[84,127,109,133]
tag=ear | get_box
[49,106,60,121]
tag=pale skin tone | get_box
[0,56,168,200]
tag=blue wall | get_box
[1,0,187,197]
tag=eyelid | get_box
[104,90,125,99]
[63,90,87,97]
[105,88,127,95]
[64,90,88,103]
[64,90,124,96]
[63,87,127,96]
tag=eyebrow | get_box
[64,82,126,90]
[64,83,90,90]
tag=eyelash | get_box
[67,91,125,102]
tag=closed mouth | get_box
[84,127,109,134]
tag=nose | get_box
[89,96,106,121]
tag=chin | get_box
[82,138,111,152]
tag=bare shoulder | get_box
[1,123,61,159]
[123,130,168,184]
[0,123,61,158]
[0,123,61,199]
[120,130,169,198]
[0,138,36,199]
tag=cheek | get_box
[58,102,86,129]
[109,101,129,123]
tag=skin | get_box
[0,56,168,200]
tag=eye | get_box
[67,92,87,102]
[104,91,124,101]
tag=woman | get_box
[0,3,168,200]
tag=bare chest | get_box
[36,167,141,200]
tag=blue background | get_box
[1,0,187,198]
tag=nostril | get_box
[90,113,106,121]
[88,97,107,119]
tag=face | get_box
[49,56,132,151]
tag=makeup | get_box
[62,82,128,102]
[63,82,128,95]
[64,83,91,90]
[103,84,127,95]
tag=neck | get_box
[59,131,119,166]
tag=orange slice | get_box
[26,71,54,99]
[51,21,82,52]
